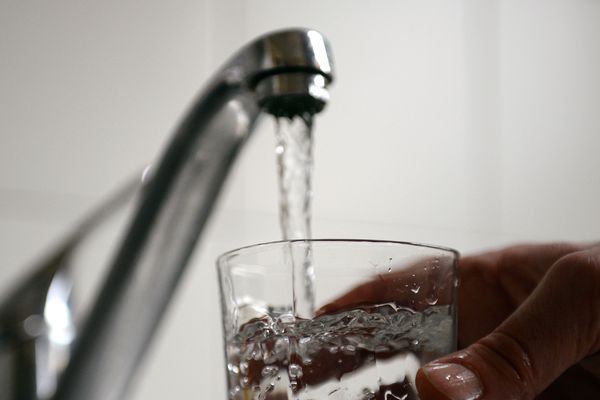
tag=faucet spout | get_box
[52,29,334,400]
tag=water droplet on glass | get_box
[410,286,420,294]
[426,294,439,305]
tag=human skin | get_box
[415,242,600,399]
[324,242,600,399]
[240,242,600,399]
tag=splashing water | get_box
[226,303,454,400]
[275,113,316,319]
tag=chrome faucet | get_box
[0,28,334,400]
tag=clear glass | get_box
[217,239,459,400]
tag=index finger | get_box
[316,254,458,316]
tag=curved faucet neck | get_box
[53,29,334,400]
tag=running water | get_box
[225,303,454,400]
[275,113,316,319]
[223,113,455,400]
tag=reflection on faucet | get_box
[0,29,334,400]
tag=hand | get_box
[416,242,600,399]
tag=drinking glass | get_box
[217,239,459,400]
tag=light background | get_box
[1,1,599,399]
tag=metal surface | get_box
[0,174,142,400]
[0,28,334,400]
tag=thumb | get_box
[416,247,600,400]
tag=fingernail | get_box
[419,363,483,400]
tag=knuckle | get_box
[498,244,534,268]
[553,249,600,280]
[551,249,600,354]
[467,332,537,398]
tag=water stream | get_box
[274,113,316,319]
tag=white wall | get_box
[1,1,599,399]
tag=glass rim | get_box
[217,238,459,267]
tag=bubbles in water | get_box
[263,349,277,364]
[362,388,376,399]
[341,344,356,354]
[384,390,406,400]
[228,304,454,399]
[262,329,273,339]
[288,363,303,379]
[278,313,296,325]
[262,365,279,378]
[274,337,290,357]
[229,386,241,398]
[239,361,248,375]
[228,363,240,375]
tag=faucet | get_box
[0,28,334,400]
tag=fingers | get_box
[416,245,600,399]
[316,255,456,316]
[458,242,590,347]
